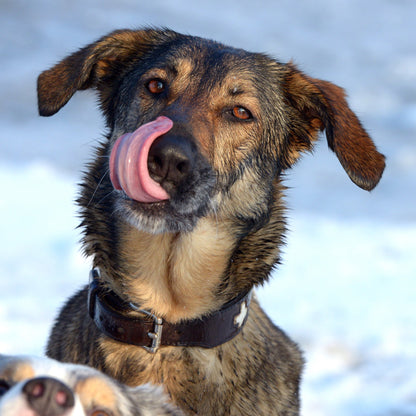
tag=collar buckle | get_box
[129,303,163,353]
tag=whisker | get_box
[87,168,110,207]
[94,189,117,207]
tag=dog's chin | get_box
[114,195,212,234]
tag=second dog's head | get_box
[0,354,182,416]
[37,28,385,236]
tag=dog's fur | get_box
[37,28,385,415]
[0,354,182,415]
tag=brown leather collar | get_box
[88,268,252,353]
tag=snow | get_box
[0,1,415,415]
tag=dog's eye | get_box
[232,106,252,120]
[147,79,166,94]
[0,380,10,396]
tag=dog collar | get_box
[88,268,252,353]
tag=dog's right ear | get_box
[282,63,385,191]
[37,29,172,117]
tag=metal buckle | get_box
[130,303,163,353]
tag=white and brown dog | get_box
[0,355,182,416]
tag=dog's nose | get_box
[23,377,75,415]
[148,135,194,192]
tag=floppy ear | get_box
[37,29,173,117]
[283,64,385,191]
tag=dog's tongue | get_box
[110,116,174,202]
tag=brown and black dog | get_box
[37,28,385,415]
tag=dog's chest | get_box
[101,341,240,414]
[103,342,222,385]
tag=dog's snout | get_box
[148,135,194,192]
[23,377,75,415]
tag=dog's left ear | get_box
[283,64,385,191]
[37,29,173,117]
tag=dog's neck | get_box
[98,216,237,323]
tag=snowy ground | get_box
[1,1,415,415]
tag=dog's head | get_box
[38,28,385,236]
[0,354,182,416]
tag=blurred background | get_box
[0,1,415,415]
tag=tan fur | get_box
[119,216,235,321]
[75,376,118,410]
[0,360,35,384]
[170,59,195,99]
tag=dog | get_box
[0,354,183,415]
[37,28,385,415]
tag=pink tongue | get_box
[110,116,174,202]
